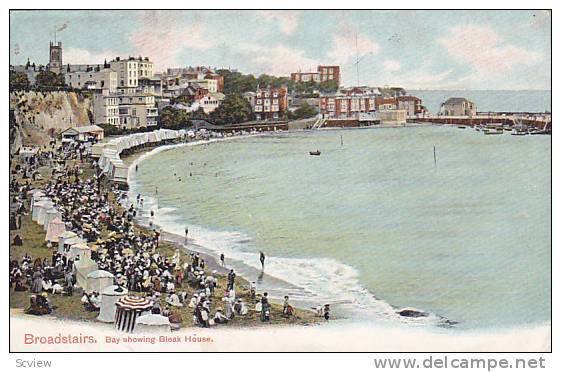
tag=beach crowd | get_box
[9,135,314,329]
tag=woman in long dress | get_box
[31,270,43,293]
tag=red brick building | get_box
[290,65,340,86]
[320,92,377,119]
[375,97,398,110]
[252,87,288,121]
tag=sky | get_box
[9,10,552,90]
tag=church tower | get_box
[49,41,62,74]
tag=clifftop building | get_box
[290,65,340,86]
[109,56,154,89]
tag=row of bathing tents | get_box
[91,129,187,185]
[29,189,171,332]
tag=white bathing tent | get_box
[43,208,62,231]
[85,270,114,293]
[97,285,128,323]
[68,242,91,261]
[36,200,54,225]
[32,199,51,221]
[74,255,98,290]
[58,231,78,252]
[45,217,66,243]
[134,313,171,333]
[29,190,45,207]
[59,236,86,254]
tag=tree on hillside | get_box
[9,71,30,90]
[209,94,254,125]
[159,106,190,128]
[289,101,318,120]
[35,71,65,88]
[217,70,257,95]
[318,79,339,93]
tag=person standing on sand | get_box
[261,292,270,322]
[220,253,225,267]
[259,251,266,271]
[227,269,236,291]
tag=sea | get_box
[128,91,551,332]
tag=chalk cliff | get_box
[10,90,93,152]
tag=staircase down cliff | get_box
[10,90,93,152]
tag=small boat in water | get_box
[309,150,321,156]
[484,128,503,135]
[457,125,466,129]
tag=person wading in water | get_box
[259,251,266,271]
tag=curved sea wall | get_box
[93,129,188,185]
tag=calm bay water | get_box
[130,126,551,330]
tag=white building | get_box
[93,91,158,129]
[117,93,158,128]
[110,57,154,89]
[93,93,120,126]
[66,68,118,93]
[199,92,225,114]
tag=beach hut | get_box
[29,190,45,207]
[134,313,171,333]
[43,208,61,231]
[59,236,86,254]
[112,164,129,184]
[74,255,98,290]
[36,200,54,225]
[114,296,153,333]
[97,285,129,323]
[31,199,50,221]
[58,231,78,252]
[45,217,66,243]
[68,242,90,261]
[85,270,115,293]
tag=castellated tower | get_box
[49,41,62,74]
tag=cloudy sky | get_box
[10,10,551,90]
